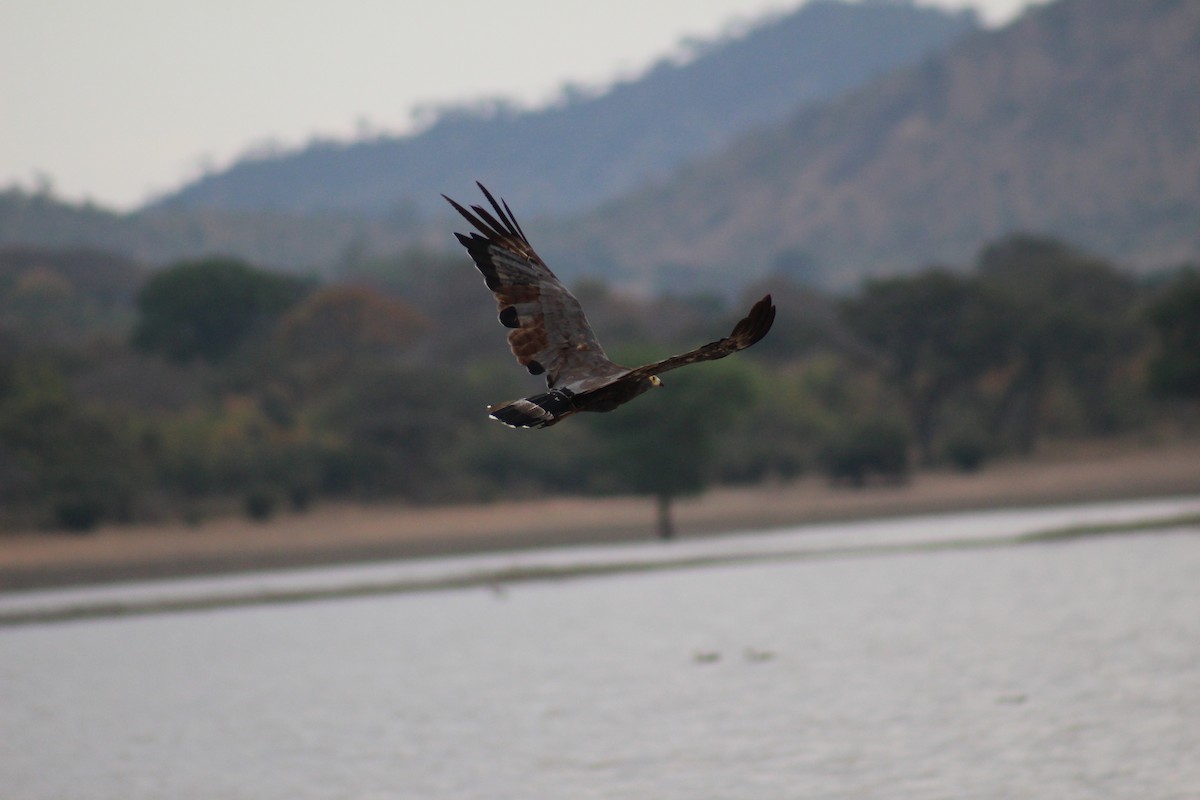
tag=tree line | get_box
[0,236,1196,535]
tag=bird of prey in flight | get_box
[445,183,775,428]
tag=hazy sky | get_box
[1,0,1045,210]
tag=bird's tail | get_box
[488,389,576,429]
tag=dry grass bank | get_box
[2,439,1198,591]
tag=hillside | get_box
[0,187,418,272]
[151,1,976,220]
[546,0,1200,291]
[0,245,143,343]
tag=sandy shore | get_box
[2,439,1198,591]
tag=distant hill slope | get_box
[0,245,144,343]
[0,188,416,271]
[151,1,976,219]
[548,0,1200,291]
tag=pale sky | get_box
[0,0,1045,211]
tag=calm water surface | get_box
[2,510,1198,799]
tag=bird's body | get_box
[445,183,775,428]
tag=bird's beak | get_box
[650,375,663,387]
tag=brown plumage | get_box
[445,183,776,428]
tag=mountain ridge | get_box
[150,0,977,220]
[541,0,1200,290]
[4,0,1195,294]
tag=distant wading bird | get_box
[445,183,776,428]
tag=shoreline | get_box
[3,439,1199,592]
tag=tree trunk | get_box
[989,356,1043,455]
[903,383,943,467]
[656,493,675,540]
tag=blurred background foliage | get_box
[0,238,1197,532]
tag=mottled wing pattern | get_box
[623,294,776,381]
[444,183,619,390]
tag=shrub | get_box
[818,418,910,486]
[243,488,279,521]
[53,494,105,533]
[942,428,989,472]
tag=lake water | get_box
[2,499,1199,799]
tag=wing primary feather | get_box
[475,182,524,242]
[443,195,500,239]
[502,198,528,241]
[442,194,473,225]
[447,185,528,248]
[733,295,775,347]
[469,204,511,241]
[451,231,501,289]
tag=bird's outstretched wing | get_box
[622,294,776,381]
[444,183,619,389]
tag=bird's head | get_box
[648,375,663,389]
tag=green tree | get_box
[132,257,309,363]
[0,246,143,342]
[587,361,753,539]
[316,366,477,501]
[817,416,911,486]
[152,397,325,516]
[977,236,1139,451]
[841,270,1011,464]
[0,358,137,531]
[273,284,428,366]
[1145,267,1200,402]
